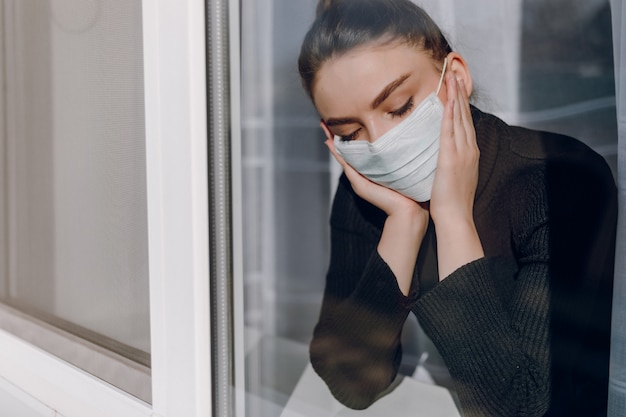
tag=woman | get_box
[298,0,617,416]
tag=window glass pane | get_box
[238,0,616,415]
[517,0,617,173]
[240,0,327,411]
[0,0,150,369]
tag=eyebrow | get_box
[324,73,411,127]
[370,73,411,110]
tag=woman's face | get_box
[313,42,447,143]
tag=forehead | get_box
[312,42,434,117]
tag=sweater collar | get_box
[471,106,502,213]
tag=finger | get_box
[332,150,376,200]
[325,138,348,168]
[456,79,474,145]
[450,78,471,151]
[440,73,456,150]
[440,97,456,154]
[321,121,364,170]
[445,71,457,108]
[319,119,334,140]
[445,72,467,150]
[452,78,467,149]
[325,139,370,192]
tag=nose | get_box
[364,117,396,143]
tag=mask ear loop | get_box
[435,57,448,95]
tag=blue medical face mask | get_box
[334,58,447,202]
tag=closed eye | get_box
[336,96,413,141]
[339,128,362,142]
[389,97,414,118]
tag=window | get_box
[0,0,150,402]
[236,0,617,416]
[238,0,331,414]
[0,1,212,416]
[0,0,620,416]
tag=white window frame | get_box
[0,0,214,416]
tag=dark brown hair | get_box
[299,0,452,100]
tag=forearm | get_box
[414,258,551,417]
[377,207,427,294]
[313,175,424,408]
[310,297,405,410]
[312,249,417,409]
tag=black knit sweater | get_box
[309,107,617,417]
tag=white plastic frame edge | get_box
[142,0,212,416]
[0,0,212,416]
[0,328,151,417]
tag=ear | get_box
[446,52,473,97]
[319,119,334,140]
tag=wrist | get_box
[387,204,429,239]
[378,205,429,295]
[433,215,476,238]
[434,217,484,280]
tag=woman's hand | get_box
[325,137,422,217]
[430,73,479,223]
[324,134,429,295]
[430,73,484,279]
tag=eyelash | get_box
[339,128,362,142]
[390,97,414,118]
[339,97,414,142]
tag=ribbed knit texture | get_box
[309,108,617,416]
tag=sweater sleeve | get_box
[309,175,418,409]
[414,173,552,417]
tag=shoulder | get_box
[473,109,616,235]
[506,124,615,208]
[510,125,610,179]
[474,108,615,195]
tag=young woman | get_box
[298,0,617,416]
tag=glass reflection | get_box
[239,0,616,416]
